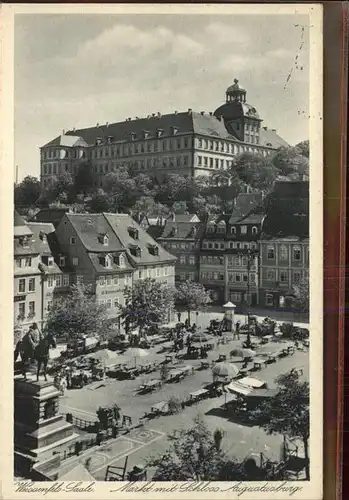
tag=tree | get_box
[119,278,174,337]
[235,152,278,190]
[293,276,309,311]
[45,283,109,340]
[250,370,310,480]
[145,416,246,480]
[175,281,211,325]
[272,146,309,178]
[14,176,41,207]
[295,140,309,159]
[86,189,111,213]
[74,163,97,196]
[172,201,188,214]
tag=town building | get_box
[157,220,204,284]
[54,213,176,325]
[225,193,264,306]
[40,80,288,187]
[14,211,61,330]
[259,181,309,309]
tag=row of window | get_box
[176,272,196,281]
[179,255,196,265]
[265,246,308,261]
[136,266,171,279]
[265,269,303,283]
[206,225,259,235]
[15,257,33,268]
[227,255,257,267]
[202,240,258,250]
[42,149,85,160]
[200,255,224,266]
[17,301,36,319]
[201,272,225,281]
[228,272,257,283]
[99,297,123,310]
[92,137,192,158]
[99,274,132,287]
[18,277,36,293]
[163,242,197,250]
[47,274,71,288]
[42,163,71,175]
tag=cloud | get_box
[204,22,250,46]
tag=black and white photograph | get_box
[1,3,323,499]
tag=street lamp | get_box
[237,249,256,348]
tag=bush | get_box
[167,396,182,414]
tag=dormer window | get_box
[217,221,226,234]
[252,226,258,235]
[128,227,139,240]
[107,136,114,144]
[130,132,136,141]
[231,226,236,234]
[207,224,215,233]
[99,254,112,268]
[119,254,125,268]
[171,226,178,237]
[142,130,151,139]
[96,137,103,146]
[59,256,66,266]
[156,129,164,138]
[48,256,54,267]
[171,126,179,135]
[21,236,29,248]
[39,231,47,243]
[148,245,159,256]
[129,245,141,258]
[241,225,247,234]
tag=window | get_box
[293,271,301,284]
[113,275,118,285]
[25,257,32,267]
[18,279,26,293]
[47,276,54,288]
[180,256,186,265]
[114,297,120,308]
[28,278,35,292]
[138,269,143,279]
[106,275,112,286]
[267,246,275,259]
[280,270,288,283]
[250,273,256,283]
[99,276,105,286]
[230,292,241,302]
[18,302,25,318]
[241,225,247,234]
[70,237,76,244]
[59,256,66,266]
[187,272,195,281]
[279,245,288,260]
[28,301,35,316]
[16,258,22,268]
[252,226,258,235]
[293,246,301,261]
[156,268,161,277]
[55,275,62,287]
[119,254,125,268]
[217,224,225,233]
[164,267,168,276]
[198,156,202,166]
[234,256,241,266]
[48,257,54,267]
[243,274,248,282]
[201,272,207,279]
[231,226,236,234]
[189,256,195,265]
[266,293,274,306]
[106,299,112,310]
[266,269,275,281]
[72,257,79,266]
[63,274,69,286]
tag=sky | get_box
[14,13,309,181]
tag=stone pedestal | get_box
[14,375,78,476]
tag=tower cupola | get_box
[226,79,247,103]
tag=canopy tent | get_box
[230,348,256,359]
[127,347,149,366]
[245,388,279,398]
[225,381,252,396]
[85,349,119,365]
[238,377,267,389]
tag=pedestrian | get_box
[177,312,181,323]
[60,376,67,396]
[234,321,240,340]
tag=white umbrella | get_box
[128,347,149,366]
[86,349,119,364]
[212,362,240,379]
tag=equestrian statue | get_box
[14,323,56,381]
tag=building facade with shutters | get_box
[13,212,62,331]
[40,81,288,187]
[259,181,309,309]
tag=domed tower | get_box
[214,79,262,144]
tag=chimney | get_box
[96,123,100,127]
[62,129,66,135]
[263,126,268,131]
[188,108,192,115]
[174,110,178,115]
[72,127,76,132]
[157,112,161,118]
[209,112,213,116]
[200,111,205,116]
[106,122,109,127]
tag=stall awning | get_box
[225,382,252,396]
[246,388,279,398]
[239,377,266,389]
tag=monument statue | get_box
[14,323,56,381]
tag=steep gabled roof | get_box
[27,222,55,256]
[229,193,264,224]
[29,208,70,228]
[42,135,89,148]
[64,213,124,252]
[158,221,204,240]
[259,128,289,149]
[104,213,176,265]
